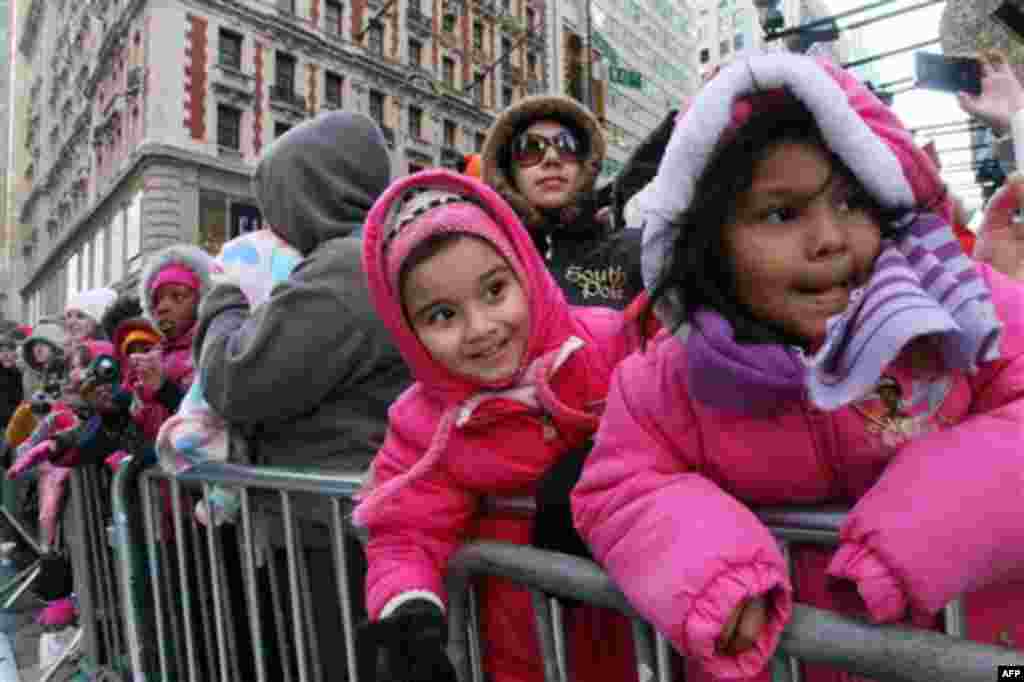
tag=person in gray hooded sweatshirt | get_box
[194,111,411,679]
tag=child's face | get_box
[0,346,16,369]
[153,283,198,339]
[725,140,882,346]
[65,309,98,341]
[402,236,529,383]
[32,343,52,365]
[511,120,583,212]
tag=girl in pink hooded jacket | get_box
[355,169,640,682]
[572,52,1024,681]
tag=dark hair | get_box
[642,94,939,346]
[101,295,143,341]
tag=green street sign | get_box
[609,66,643,89]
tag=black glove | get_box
[356,599,456,682]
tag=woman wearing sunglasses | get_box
[481,95,644,310]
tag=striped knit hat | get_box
[627,52,1002,410]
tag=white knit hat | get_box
[66,287,118,324]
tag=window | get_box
[83,239,94,289]
[219,29,243,70]
[275,122,292,138]
[442,12,457,32]
[278,0,296,13]
[369,90,385,127]
[472,72,484,105]
[325,71,343,108]
[699,47,710,64]
[125,193,143,268]
[93,226,107,287]
[325,0,343,35]
[734,32,744,50]
[110,216,124,285]
[443,119,456,148]
[526,7,535,30]
[409,39,422,68]
[443,57,455,87]
[473,21,484,49]
[720,40,729,56]
[66,252,79,303]
[503,85,513,108]
[527,53,537,79]
[367,21,384,56]
[502,0,511,14]
[409,105,423,140]
[502,37,512,58]
[199,189,228,256]
[275,52,296,95]
[217,104,242,150]
[475,132,486,152]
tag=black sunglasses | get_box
[511,131,582,168]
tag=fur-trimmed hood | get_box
[138,243,217,328]
[22,321,66,374]
[481,95,606,231]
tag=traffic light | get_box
[754,0,785,34]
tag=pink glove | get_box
[7,440,57,479]
[37,462,72,547]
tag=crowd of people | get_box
[1,49,1023,681]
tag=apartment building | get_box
[8,0,549,322]
[552,0,700,181]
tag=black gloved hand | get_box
[356,599,456,682]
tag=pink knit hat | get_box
[382,188,528,300]
[150,264,200,303]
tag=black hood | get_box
[253,111,392,255]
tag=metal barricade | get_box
[446,508,1023,682]
[114,459,368,682]
[65,462,130,679]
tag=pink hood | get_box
[362,169,577,405]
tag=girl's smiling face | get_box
[725,140,882,347]
[64,309,98,342]
[402,235,529,384]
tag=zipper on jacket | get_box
[802,395,840,494]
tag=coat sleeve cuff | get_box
[684,562,793,680]
[379,590,445,620]
[827,543,908,624]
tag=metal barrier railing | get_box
[111,461,1023,682]
[115,459,367,682]
[446,540,1022,682]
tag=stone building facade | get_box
[9,0,550,322]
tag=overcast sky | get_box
[824,0,986,210]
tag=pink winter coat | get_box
[572,263,1024,681]
[359,170,640,682]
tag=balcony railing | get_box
[407,6,432,36]
[269,85,307,115]
[441,146,462,167]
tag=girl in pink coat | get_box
[355,169,639,682]
[572,52,1024,681]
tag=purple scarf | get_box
[686,213,1003,413]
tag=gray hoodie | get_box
[195,111,411,479]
